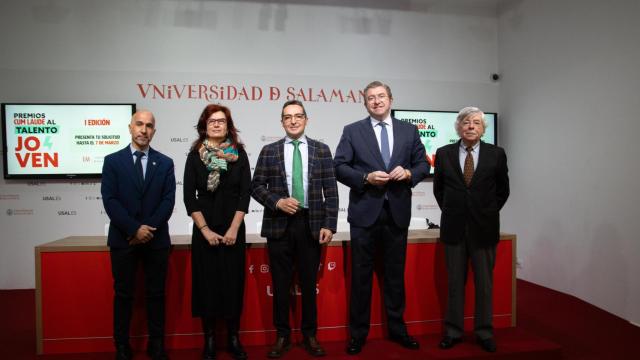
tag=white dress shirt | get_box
[130,144,149,179]
[370,115,394,159]
[283,135,309,208]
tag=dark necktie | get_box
[379,122,390,169]
[463,146,474,187]
[291,140,304,206]
[134,151,144,186]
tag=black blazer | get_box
[183,148,251,227]
[433,140,509,246]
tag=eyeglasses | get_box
[207,118,227,126]
[366,93,389,103]
[281,113,306,122]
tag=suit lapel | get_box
[142,149,159,193]
[359,118,386,170]
[389,118,402,168]
[449,140,465,185]
[307,137,317,178]
[276,139,289,196]
[470,141,489,187]
[121,146,144,192]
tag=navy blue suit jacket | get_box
[101,146,176,249]
[334,117,429,228]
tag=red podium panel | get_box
[35,231,515,354]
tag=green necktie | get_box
[291,139,304,206]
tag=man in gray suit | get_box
[433,106,510,353]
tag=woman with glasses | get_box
[183,104,251,360]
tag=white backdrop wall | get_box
[498,0,640,325]
[0,1,500,289]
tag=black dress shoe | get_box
[228,334,247,360]
[390,334,420,350]
[438,336,462,349]
[114,343,132,360]
[302,336,326,357]
[147,340,169,360]
[477,337,497,353]
[346,337,364,355]
[202,334,216,360]
[267,336,292,358]
[201,317,216,360]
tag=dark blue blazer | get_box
[334,117,429,228]
[101,145,176,249]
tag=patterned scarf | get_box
[199,138,239,192]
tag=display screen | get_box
[392,109,497,176]
[2,103,136,179]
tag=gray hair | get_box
[454,106,487,137]
[363,81,393,99]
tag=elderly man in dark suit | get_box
[251,100,339,358]
[101,110,176,360]
[334,81,429,355]
[433,106,509,353]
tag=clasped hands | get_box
[128,224,156,245]
[366,166,411,186]
[202,226,239,246]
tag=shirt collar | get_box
[285,134,307,144]
[130,144,149,156]
[370,115,392,128]
[460,140,480,152]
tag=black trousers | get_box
[349,201,408,341]
[110,245,170,346]
[443,233,496,340]
[267,210,320,338]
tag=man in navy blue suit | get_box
[334,81,429,355]
[101,110,176,360]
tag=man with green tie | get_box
[251,100,339,358]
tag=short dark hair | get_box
[281,99,307,118]
[363,81,393,99]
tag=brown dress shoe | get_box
[302,336,326,357]
[267,336,292,358]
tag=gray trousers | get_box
[443,236,496,340]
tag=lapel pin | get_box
[153,162,156,166]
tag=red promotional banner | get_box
[37,237,514,354]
